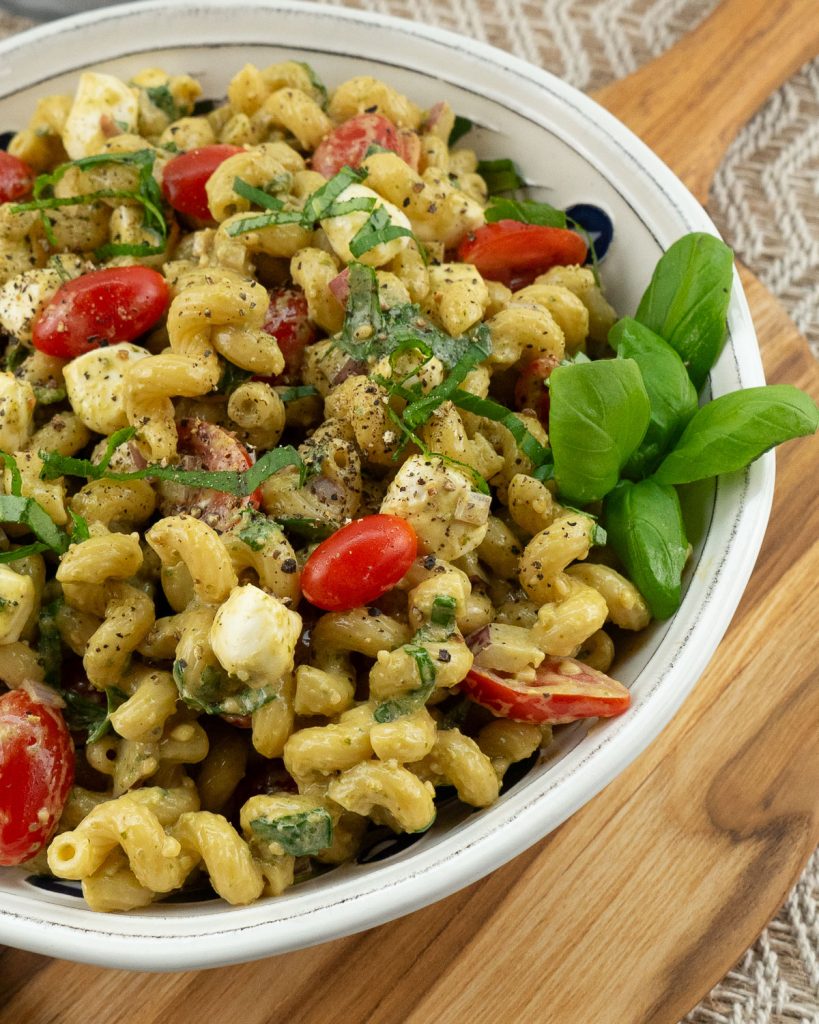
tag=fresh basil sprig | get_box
[635,232,733,392]
[654,385,818,485]
[610,317,698,479]
[548,359,651,504]
[603,479,689,620]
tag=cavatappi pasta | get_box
[0,60,647,913]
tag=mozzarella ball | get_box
[210,584,302,687]
[63,72,139,160]
[320,183,411,267]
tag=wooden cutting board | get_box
[1,1,817,1020]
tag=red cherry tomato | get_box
[157,419,261,532]
[301,514,418,611]
[261,288,317,384]
[312,113,420,178]
[0,151,34,203]
[162,144,244,221]
[462,657,630,724]
[457,221,588,290]
[514,355,559,425]
[32,266,169,359]
[0,689,75,866]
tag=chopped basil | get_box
[143,83,187,122]
[373,645,437,723]
[349,204,414,258]
[236,509,280,551]
[298,62,329,109]
[273,516,335,542]
[13,149,168,262]
[430,594,457,631]
[172,659,279,716]
[277,384,318,402]
[250,807,333,856]
[33,385,66,405]
[86,687,129,744]
[217,361,253,395]
[476,158,525,195]
[484,196,567,227]
[448,115,473,145]
[68,510,90,544]
[39,431,304,498]
[450,389,552,471]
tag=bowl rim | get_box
[0,0,775,971]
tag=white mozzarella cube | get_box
[210,584,302,687]
[63,342,150,436]
[0,372,35,452]
[0,259,86,345]
[380,454,491,560]
[63,72,139,160]
[0,565,35,645]
[320,183,412,267]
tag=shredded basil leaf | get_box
[277,384,319,402]
[13,149,168,261]
[250,807,333,856]
[484,196,567,227]
[143,83,187,122]
[448,115,473,146]
[349,203,414,258]
[274,516,335,542]
[450,389,552,470]
[298,62,329,109]
[39,438,303,498]
[401,337,490,430]
[430,595,457,631]
[236,509,280,551]
[476,158,525,195]
[86,687,129,744]
[373,645,437,723]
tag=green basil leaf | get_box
[654,384,819,485]
[232,176,286,211]
[143,83,186,121]
[298,62,329,109]
[277,384,318,402]
[302,165,367,222]
[402,337,489,429]
[635,232,733,392]
[340,262,383,353]
[86,686,129,744]
[603,478,688,619]
[349,203,414,258]
[549,359,651,504]
[476,158,524,195]
[172,659,279,716]
[37,600,63,687]
[450,388,552,470]
[430,594,457,631]
[610,317,699,478]
[250,807,333,856]
[236,509,280,551]
[484,197,566,227]
[448,115,473,146]
[373,645,437,723]
[0,542,50,563]
[274,516,336,542]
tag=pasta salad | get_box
[0,61,814,913]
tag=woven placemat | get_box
[0,3,816,1021]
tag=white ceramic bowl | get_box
[0,0,773,971]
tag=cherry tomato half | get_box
[0,689,75,866]
[514,355,559,425]
[157,419,261,532]
[261,287,317,384]
[162,144,244,222]
[32,266,169,359]
[0,151,34,203]
[462,657,630,724]
[457,220,588,290]
[312,113,420,178]
[301,514,418,611]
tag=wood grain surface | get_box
[1,1,817,1021]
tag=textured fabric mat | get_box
[0,3,816,1021]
